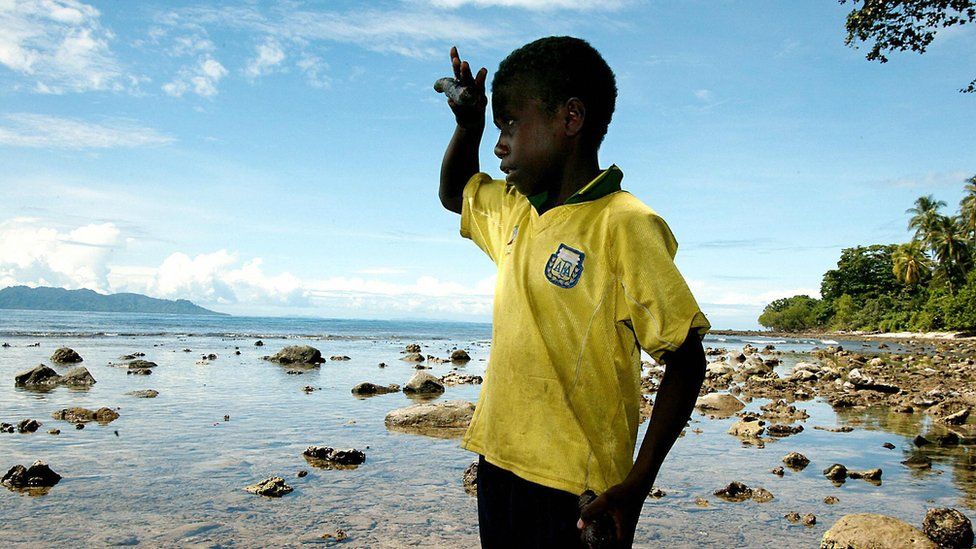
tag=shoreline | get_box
[711,329,976,342]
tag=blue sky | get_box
[1,0,974,328]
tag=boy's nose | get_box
[494,139,508,159]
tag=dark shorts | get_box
[476,455,586,549]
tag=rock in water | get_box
[266,345,325,365]
[302,446,366,469]
[14,365,62,387]
[126,360,158,369]
[578,490,617,548]
[400,352,425,363]
[714,481,753,502]
[462,461,478,495]
[244,477,293,497]
[440,372,483,386]
[403,371,445,395]
[2,460,62,489]
[17,419,41,433]
[823,464,848,482]
[51,347,83,363]
[847,468,883,482]
[350,382,400,396]
[695,393,745,416]
[821,513,937,548]
[728,418,765,438]
[384,400,475,438]
[126,389,159,398]
[52,407,119,424]
[751,487,774,503]
[450,349,471,362]
[60,367,96,386]
[903,454,933,469]
[783,452,810,469]
[922,508,973,548]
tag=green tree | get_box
[821,244,900,301]
[840,0,976,93]
[891,240,931,284]
[906,194,947,245]
[758,295,821,332]
[929,214,973,293]
[960,175,976,242]
[831,294,858,330]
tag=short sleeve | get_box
[614,212,710,362]
[460,172,513,264]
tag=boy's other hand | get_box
[447,46,487,129]
[577,482,643,548]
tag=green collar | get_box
[526,165,623,210]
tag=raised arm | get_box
[578,329,706,546]
[439,46,488,215]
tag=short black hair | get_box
[493,36,617,148]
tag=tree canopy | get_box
[759,174,976,332]
[840,0,976,93]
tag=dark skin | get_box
[439,47,707,548]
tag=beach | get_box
[1,310,975,547]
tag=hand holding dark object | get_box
[578,487,637,548]
[437,46,487,130]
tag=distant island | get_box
[0,286,226,316]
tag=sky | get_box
[0,0,974,329]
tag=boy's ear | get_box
[563,97,586,137]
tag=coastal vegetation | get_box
[759,175,976,332]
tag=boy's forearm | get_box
[439,122,484,214]
[623,331,706,496]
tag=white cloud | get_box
[297,53,330,89]
[0,218,123,291]
[0,0,126,93]
[424,0,625,9]
[107,250,495,315]
[694,89,712,101]
[878,171,972,189]
[162,54,228,97]
[169,34,214,57]
[166,5,499,60]
[244,38,285,79]
[0,113,174,149]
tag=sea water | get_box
[0,310,971,547]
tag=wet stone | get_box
[714,481,752,502]
[302,446,366,469]
[823,464,848,481]
[902,454,933,469]
[824,496,840,505]
[17,419,41,433]
[922,508,974,549]
[51,347,83,363]
[244,477,293,497]
[783,452,810,470]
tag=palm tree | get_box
[891,241,930,285]
[907,195,947,245]
[960,175,976,243]
[929,215,973,294]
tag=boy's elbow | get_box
[439,192,463,214]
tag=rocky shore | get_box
[3,334,976,547]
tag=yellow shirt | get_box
[459,166,709,495]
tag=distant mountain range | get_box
[0,286,226,316]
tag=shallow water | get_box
[0,313,972,547]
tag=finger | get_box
[475,67,487,89]
[460,60,473,85]
[452,50,462,80]
[579,496,608,521]
[576,518,585,530]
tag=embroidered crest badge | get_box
[545,244,585,288]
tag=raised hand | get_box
[443,46,487,129]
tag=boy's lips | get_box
[501,166,516,179]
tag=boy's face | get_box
[491,87,567,197]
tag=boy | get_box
[438,37,710,548]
